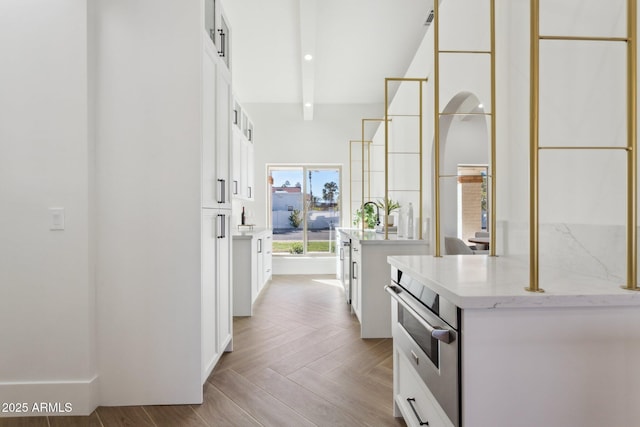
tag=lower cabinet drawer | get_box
[395,347,453,427]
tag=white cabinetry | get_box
[201,209,232,382]
[394,346,453,427]
[203,39,232,209]
[232,229,272,316]
[341,230,429,338]
[351,239,361,319]
[201,27,233,383]
[231,99,254,200]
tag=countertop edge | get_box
[232,228,271,239]
[338,228,430,245]
[387,255,640,309]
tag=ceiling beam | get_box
[299,0,317,120]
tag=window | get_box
[268,165,341,255]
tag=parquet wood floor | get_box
[0,275,405,427]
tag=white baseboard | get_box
[0,375,98,417]
[273,256,336,275]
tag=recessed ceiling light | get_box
[304,54,313,61]
[478,103,484,109]
[304,103,312,108]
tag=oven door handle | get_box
[385,285,453,344]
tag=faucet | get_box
[362,201,380,226]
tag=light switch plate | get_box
[49,208,65,230]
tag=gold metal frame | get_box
[433,0,497,257]
[528,0,637,292]
[349,138,372,227]
[384,78,427,240]
[360,119,385,232]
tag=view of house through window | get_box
[268,166,340,255]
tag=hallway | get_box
[0,275,404,427]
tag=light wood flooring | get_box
[0,275,405,427]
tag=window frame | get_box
[267,164,342,256]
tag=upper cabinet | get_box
[204,0,231,71]
[202,0,232,209]
[232,96,255,201]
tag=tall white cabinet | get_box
[201,2,233,384]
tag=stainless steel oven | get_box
[386,267,460,426]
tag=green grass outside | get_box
[273,241,336,254]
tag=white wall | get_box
[244,103,381,228]
[0,0,98,413]
[500,0,633,281]
[241,103,380,273]
[1,0,207,413]
[94,0,203,405]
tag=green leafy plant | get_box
[352,204,377,228]
[288,209,302,228]
[375,197,401,215]
[289,242,304,254]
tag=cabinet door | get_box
[231,128,242,197]
[202,210,219,380]
[256,237,264,298]
[202,51,217,208]
[351,242,361,320]
[215,66,232,209]
[216,212,232,353]
[246,140,254,200]
[240,139,249,199]
[263,233,272,283]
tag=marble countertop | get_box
[387,254,640,309]
[338,228,429,245]
[232,227,271,239]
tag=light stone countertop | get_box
[232,227,271,239]
[338,228,429,246]
[387,254,640,309]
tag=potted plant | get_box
[352,204,377,229]
[376,198,401,227]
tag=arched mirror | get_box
[435,92,492,254]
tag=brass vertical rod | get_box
[527,0,543,292]
[367,138,371,202]
[385,80,390,240]
[433,0,442,256]
[361,120,365,233]
[349,140,353,225]
[490,0,497,256]
[419,80,424,240]
[624,0,638,290]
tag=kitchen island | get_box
[387,254,640,427]
[338,228,429,338]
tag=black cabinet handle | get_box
[217,179,226,203]
[407,398,429,426]
[257,238,262,253]
[352,262,357,279]
[233,180,238,195]
[216,214,226,239]
[217,29,226,57]
[248,186,252,199]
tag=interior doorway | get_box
[457,165,488,243]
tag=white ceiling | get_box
[224,0,431,115]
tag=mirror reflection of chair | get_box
[444,237,474,255]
